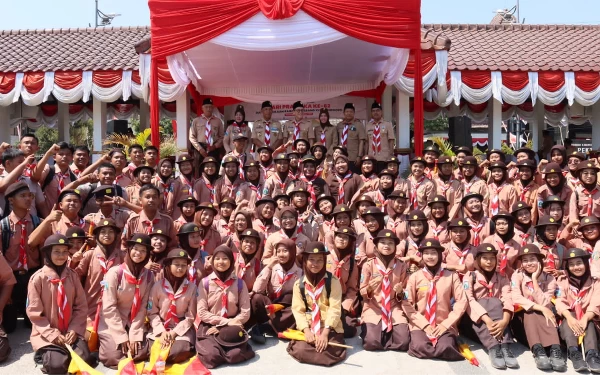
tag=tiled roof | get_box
[422,24,600,72]
[0,26,149,72]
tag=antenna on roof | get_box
[95,0,121,27]
[491,5,518,25]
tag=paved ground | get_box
[0,322,585,375]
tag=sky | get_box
[2,0,600,30]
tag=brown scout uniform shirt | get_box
[327,247,359,312]
[569,183,600,219]
[536,184,574,223]
[312,123,339,155]
[167,175,196,219]
[365,120,396,161]
[224,123,252,153]
[510,270,557,311]
[147,278,197,343]
[189,115,225,152]
[283,119,314,149]
[464,270,513,323]
[197,272,251,327]
[513,180,540,224]
[554,277,600,318]
[121,211,177,251]
[1,212,41,270]
[39,164,77,212]
[263,230,310,265]
[252,119,284,149]
[482,234,521,277]
[252,263,302,301]
[336,119,366,162]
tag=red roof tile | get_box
[422,24,600,72]
[0,26,149,72]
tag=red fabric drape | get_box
[501,71,529,91]
[22,72,45,94]
[346,81,387,102]
[461,70,492,90]
[163,102,177,112]
[545,102,566,113]
[413,45,424,155]
[93,71,122,88]
[132,70,142,85]
[575,72,600,92]
[157,59,176,85]
[0,72,16,94]
[111,103,136,114]
[186,84,240,113]
[54,71,82,89]
[538,71,565,92]
[259,0,304,19]
[402,50,436,79]
[466,101,488,113]
[40,104,57,117]
[518,102,534,112]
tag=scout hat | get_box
[243,160,260,170]
[92,185,116,198]
[378,169,395,178]
[386,156,401,165]
[57,189,81,202]
[461,192,484,206]
[373,229,400,245]
[274,153,291,162]
[149,228,169,239]
[273,193,291,203]
[126,233,152,249]
[447,218,472,229]
[564,248,591,262]
[577,160,600,174]
[200,156,218,167]
[314,194,336,208]
[255,196,277,208]
[491,211,514,222]
[461,156,479,167]
[577,216,600,230]
[65,226,89,240]
[331,146,349,157]
[300,154,317,165]
[489,161,507,170]
[535,215,561,228]
[370,102,381,110]
[288,184,310,197]
[261,101,272,109]
[427,195,450,207]
[486,149,506,161]
[516,159,536,170]
[176,154,193,164]
[353,194,375,208]
[360,155,377,165]
[293,138,309,150]
[514,147,536,161]
[409,156,426,166]
[239,228,261,241]
[164,248,192,263]
[4,181,29,198]
[541,195,565,208]
[474,244,498,258]
[41,234,70,253]
[407,210,428,221]
[388,190,408,200]
[177,196,199,208]
[93,218,121,234]
[345,103,356,111]
[256,145,274,154]
[568,151,586,161]
[455,146,473,156]
[332,204,351,216]
[423,144,441,156]
[310,143,327,155]
[437,155,453,165]
[419,238,444,252]
[214,325,250,347]
[516,243,544,260]
[222,155,239,166]
[334,226,357,239]
[511,201,532,215]
[233,134,249,142]
[292,101,304,110]
[133,165,155,177]
[334,154,349,163]
[305,241,329,255]
[362,207,386,218]
[196,202,219,215]
[287,149,301,158]
[543,162,563,175]
[177,222,200,236]
[202,98,213,106]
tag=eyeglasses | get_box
[568,159,580,164]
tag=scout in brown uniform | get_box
[287,241,346,366]
[108,148,132,188]
[461,156,490,209]
[0,149,46,218]
[121,185,177,251]
[224,105,252,154]
[386,190,409,241]
[312,108,339,157]
[422,144,440,180]
[565,151,586,191]
[174,196,198,233]
[352,194,375,236]
[189,98,225,164]
[443,218,474,275]
[434,155,462,219]
[17,133,39,178]
[427,195,450,244]
[326,155,364,206]
[406,157,436,216]
[0,182,42,332]
[366,101,396,172]
[289,185,318,241]
[533,215,566,278]
[570,161,600,219]
[154,158,175,213]
[221,134,254,179]
[192,156,219,206]
[195,203,222,256]
[225,210,253,253]
[82,185,132,251]
[27,234,91,374]
[513,159,540,223]
[0,244,15,362]
[483,212,521,278]
[287,149,303,181]
[263,153,295,198]
[75,162,130,217]
[311,144,328,179]
[537,162,574,222]
[196,245,254,368]
[123,144,145,181]
[213,156,247,204]
[167,154,196,219]
[273,193,291,227]
[179,222,210,284]
[263,207,310,265]
[70,146,90,178]
[512,201,535,247]
[358,155,380,193]
[31,142,77,213]
[555,248,600,372]
[487,161,518,217]
[252,101,284,151]
[256,146,277,182]
[148,229,170,275]
[250,239,301,343]
[326,226,359,338]
[234,229,263,293]
[126,165,155,208]
[284,101,314,151]
[357,207,394,267]
[99,234,153,367]
[462,244,518,370]
[404,239,467,361]
[323,204,353,252]
[214,198,235,239]
[510,244,565,372]
[397,210,429,273]
[559,218,600,278]
[460,193,492,247]
[508,147,537,181]
[313,194,336,242]
[337,105,365,174]
[147,249,197,364]
[360,229,410,351]
[298,155,330,206]
[253,197,280,240]
[73,219,122,323]
[453,146,473,180]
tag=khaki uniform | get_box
[167,175,196,219]
[443,242,476,273]
[1,212,41,270]
[224,123,252,153]
[463,216,492,247]
[482,234,521,277]
[121,211,177,251]
[114,174,133,190]
[536,184,574,223]
[325,173,364,205]
[311,124,339,155]
[486,182,518,218]
[462,177,490,211]
[0,173,44,218]
[387,214,408,241]
[193,176,217,205]
[263,230,310,265]
[39,165,77,212]
[464,270,513,322]
[283,119,314,148]
[513,180,540,223]
[263,173,295,199]
[406,176,436,216]
[125,184,142,208]
[234,253,262,292]
[147,278,197,344]
[291,273,344,334]
[358,233,403,267]
[365,120,396,161]
[336,120,366,162]
[433,176,463,219]
[510,270,556,311]
[189,115,225,152]
[252,263,302,299]
[326,248,359,313]
[197,273,250,327]
[555,277,600,318]
[252,119,284,149]
[569,184,600,219]
[213,176,247,205]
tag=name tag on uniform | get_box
[381,126,386,131]
[271,126,279,133]
[417,284,429,291]
[350,126,356,131]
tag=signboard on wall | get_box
[239,96,368,122]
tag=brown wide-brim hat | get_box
[461,192,484,206]
[196,202,219,215]
[315,194,336,208]
[93,218,122,235]
[334,225,357,239]
[126,234,152,249]
[514,148,536,160]
[447,218,471,229]
[578,216,600,230]
[176,154,194,164]
[214,325,250,347]
[164,248,192,264]
[361,207,386,218]
[177,196,199,208]
[543,162,563,175]
[353,194,375,208]
[541,195,565,209]
[133,165,155,177]
[577,161,600,174]
[474,244,498,258]
[563,248,591,264]
[4,181,29,198]
[200,156,219,166]
[40,234,70,253]
[491,212,514,222]
[511,201,532,215]
[427,195,449,207]
[488,161,507,170]
[535,215,561,228]
[239,229,262,241]
[332,204,351,216]
[406,210,427,221]
[419,238,444,252]
[65,226,90,240]
[516,244,545,260]
[373,229,400,245]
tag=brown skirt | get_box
[510,310,559,349]
[408,330,463,361]
[287,331,346,367]
[147,339,195,364]
[195,323,255,369]
[98,331,150,369]
[361,322,410,351]
[34,338,91,374]
[249,293,295,332]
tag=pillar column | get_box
[139,100,150,131]
[488,98,502,149]
[175,91,190,154]
[92,97,107,162]
[396,89,410,149]
[382,85,393,122]
[0,105,11,143]
[592,102,600,150]
[532,101,546,153]
[57,101,70,142]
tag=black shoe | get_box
[488,345,506,369]
[550,345,568,372]
[501,343,520,369]
[532,343,552,371]
[569,346,588,372]
[249,325,266,345]
[587,350,600,373]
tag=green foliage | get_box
[35,125,58,156]
[424,117,449,132]
[430,137,455,156]
[103,128,177,158]
[70,119,93,149]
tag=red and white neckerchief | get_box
[288,169,301,181]
[49,276,70,333]
[410,175,425,209]
[272,268,296,300]
[142,217,161,234]
[23,162,36,177]
[423,267,443,343]
[248,183,263,200]
[463,177,479,195]
[371,121,382,153]
[495,239,510,276]
[203,115,214,146]
[375,258,396,332]
[232,152,246,180]
[361,174,377,185]
[199,176,215,204]
[373,190,388,208]
[424,167,433,180]
[332,254,352,279]
[66,217,86,229]
[274,173,288,195]
[451,243,471,265]
[72,168,81,178]
[519,181,534,202]
[163,278,189,329]
[114,174,125,185]
[466,217,485,246]
[236,253,254,280]
[188,255,201,284]
[489,182,507,216]
[519,232,531,247]
[305,277,326,334]
[300,174,318,205]
[261,163,274,182]
[431,223,445,240]
[340,124,349,147]
[264,121,271,147]
[122,266,147,323]
[319,129,327,147]
[542,244,558,270]
[279,228,298,242]
[56,170,70,194]
[160,181,171,210]
[213,277,235,318]
[407,236,420,255]
[525,280,535,301]
[293,121,301,141]
[569,284,590,320]
[97,254,116,275]
[336,173,352,204]
[477,273,495,297]
[568,176,580,188]
[581,186,598,216]
[439,176,455,195]
[180,175,194,196]
[16,218,28,270]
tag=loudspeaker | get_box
[448,116,472,147]
[107,120,129,135]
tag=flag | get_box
[457,341,480,367]
[116,355,142,375]
[265,304,284,315]
[164,356,211,375]
[277,329,351,349]
[66,344,103,375]
[142,338,171,375]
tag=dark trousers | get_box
[361,322,410,351]
[34,338,91,374]
[559,320,598,352]
[4,269,37,333]
[408,330,463,361]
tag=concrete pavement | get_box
[0,323,585,375]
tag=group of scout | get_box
[0,97,599,374]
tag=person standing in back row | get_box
[284,102,314,152]
[337,103,366,174]
[252,101,284,151]
[366,102,396,173]
[189,98,225,174]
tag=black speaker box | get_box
[448,116,472,147]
